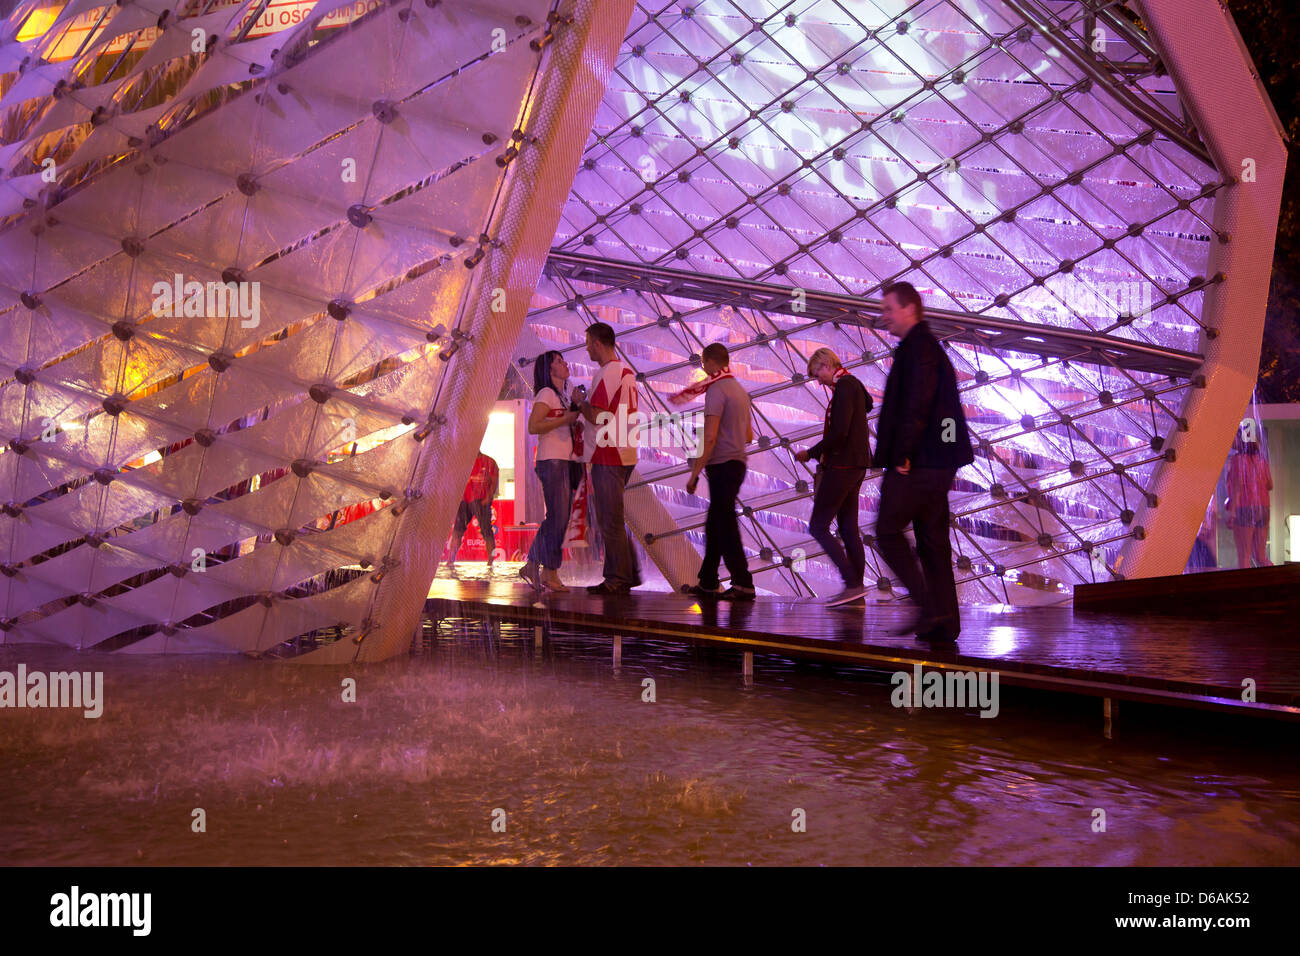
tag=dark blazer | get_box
[808,372,873,468]
[873,321,974,470]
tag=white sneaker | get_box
[824,585,870,606]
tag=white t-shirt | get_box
[534,387,574,462]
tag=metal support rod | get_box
[545,253,1205,378]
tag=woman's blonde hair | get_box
[806,347,841,377]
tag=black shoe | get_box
[719,586,756,601]
[586,581,630,595]
[831,597,866,610]
[915,622,958,642]
[682,584,723,598]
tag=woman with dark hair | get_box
[519,350,584,591]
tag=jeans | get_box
[528,459,574,570]
[875,467,959,633]
[808,466,866,588]
[699,459,753,589]
[590,462,642,588]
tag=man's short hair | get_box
[806,347,841,376]
[882,281,924,318]
[586,322,616,349]
[702,342,729,366]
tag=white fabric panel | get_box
[125,7,240,78]
[20,535,160,600]
[61,103,172,188]
[254,120,379,215]
[18,600,153,649]
[326,313,428,384]
[285,459,395,530]
[336,352,441,418]
[0,59,65,110]
[121,367,216,434]
[7,502,92,563]
[0,0,552,655]
[2,297,108,367]
[172,32,283,103]
[27,79,115,139]
[0,171,44,218]
[34,223,125,293]
[80,2,162,55]
[29,259,132,332]
[61,158,230,240]
[233,315,337,385]
[370,149,507,234]
[353,258,468,332]
[389,1,547,100]
[106,549,264,623]
[206,366,313,438]
[2,568,79,618]
[158,182,332,271]
[189,571,373,653]
[363,39,538,200]
[117,628,236,654]
[25,473,172,542]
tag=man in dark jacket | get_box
[874,282,974,641]
[795,348,873,606]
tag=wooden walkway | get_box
[425,580,1300,724]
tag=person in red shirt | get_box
[447,452,499,574]
[576,321,642,594]
[1225,434,1273,568]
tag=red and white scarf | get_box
[541,386,584,458]
[669,366,734,406]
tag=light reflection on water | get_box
[1,623,1297,866]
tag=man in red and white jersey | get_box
[577,322,642,593]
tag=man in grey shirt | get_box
[684,343,755,599]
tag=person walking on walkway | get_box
[447,451,499,575]
[519,350,583,592]
[873,281,973,642]
[1226,433,1273,568]
[577,322,643,594]
[681,343,755,600]
[794,347,873,607]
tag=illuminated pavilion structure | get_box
[0,0,1284,660]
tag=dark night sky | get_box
[1227,0,1300,402]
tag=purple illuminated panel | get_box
[530,0,1216,603]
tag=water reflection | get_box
[0,631,1297,866]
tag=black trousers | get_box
[875,467,959,633]
[808,466,866,588]
[698,459,753,589]
[453,499,494,557]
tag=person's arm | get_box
[896,340,939,472]
[528,394,575,435]
[578,377,602,425]
[686,415,721,493]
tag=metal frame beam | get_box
[545,252,1205,378]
